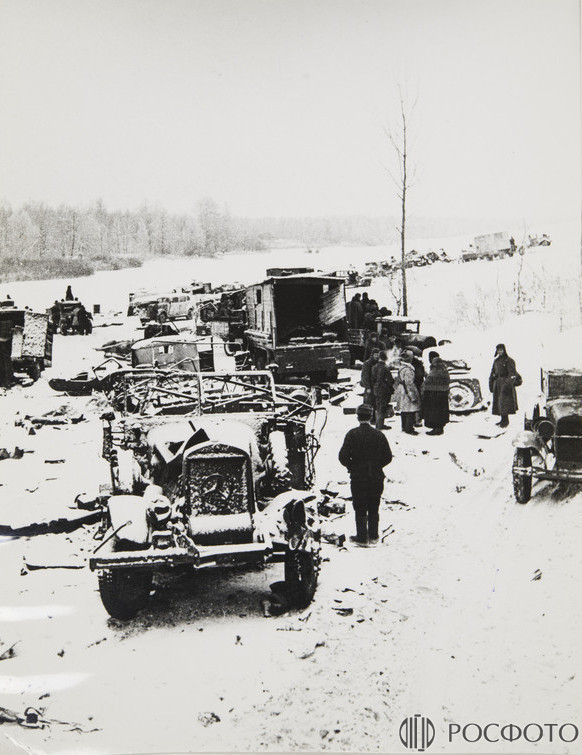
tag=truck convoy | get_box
[244,271,350,381]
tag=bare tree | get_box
[383,86,417,316]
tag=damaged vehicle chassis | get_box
[90,371,325,619]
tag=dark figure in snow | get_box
[394,350,421,435]
[363,331,387,361]
[360,347,380,409]
[348,294,364,329]
[50,300,61,327]
[421,351,450,435]
[65,285,74,301]
[77,305,93,335]
[489,343,520,428]
[339,403,393,547]
[0,318,14,388]
[372,351,395,430]
[411,352,426,426]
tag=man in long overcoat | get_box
[393,350,421,434]
[360,347,380,408]
[339,404,393,546]
[489,343,520,427]
[421,351,450,435]
[372,351,395,430]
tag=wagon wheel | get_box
[448,380,479,412]
[513,448,532,504]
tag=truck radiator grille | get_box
[555,416,582,466]
[184,447,250,516]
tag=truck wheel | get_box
[98,568,152,620]
[27,361,41,382]
[513,448,532,504]
[284,548,320,608]
[267,431,292,493]
[449,380,480,412]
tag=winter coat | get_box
[394,362,421,413]
[363,336,387,361]
[412,357,426,392]
[348,299,364,329]
[421,358,450,428]
[489,354,519,416]
[360,356,376,390]
[339,422,393,482]
[372,361,395,402]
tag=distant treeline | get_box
[0,199,269,266]
[0,256,143,284]
[0,198,510,272]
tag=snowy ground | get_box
[0,230,581,755]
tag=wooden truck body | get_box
[245,273,350,380]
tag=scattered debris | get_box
[381,525,395,542]
[0,510,103,538]
[198,711,221,727]
[532,569,542,581]
[0,642,18,662]
[332,607,354,617]
[449,451,484,477]
[44,458,66,464]
[0,447,25,461]
[296,639,325,660]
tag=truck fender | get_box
[107,494,150,545]
[258,490,319,543]
[511,430,545,456]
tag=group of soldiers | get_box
[347,292,392,331]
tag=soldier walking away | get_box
[65,285,74,301]
[372,350,395,430]
[339,404,393,547]
[0,318,14,388]
[489,343,521,428]
[421,351,450,435]
[394,350,421,435]
[360,347,380,409]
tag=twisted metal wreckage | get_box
[90,369,328,619]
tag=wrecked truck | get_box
[244,272,350,381]
[90,370,326,619]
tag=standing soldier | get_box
[421,351,451,435]
[489,343,521,428]
[339,404,393,546]
[348,293,363,329]
[0,317,14,388]
[394,350,421,435]
[360,347,380,409]
[411,350,426,427]
[363,330,387,361]
[372,350,395,430]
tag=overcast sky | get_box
[0,0,580,221]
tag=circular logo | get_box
[399,715,435,752]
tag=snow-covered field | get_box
[0,222,581,754]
